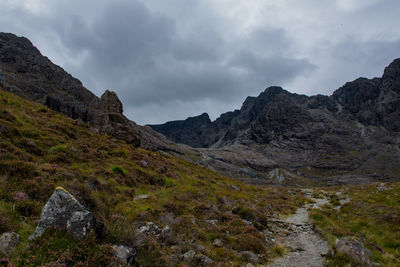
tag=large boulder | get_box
[0,232,20,256]
[30,187,102,240]
[335,237,374,267]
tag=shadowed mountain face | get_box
[150,60,400,148]
[150,59,400,185]
[1,32,399,186]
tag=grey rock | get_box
[205,219,218,225]
[30,187,101,240]
[112,245,136,266]
[134,194,149,201]
[212,238,223,247]
[230,184,241,191]
[263,229,276,247]
[138,222,161,235]
[183,250,196,261]
[95,90,140,147]
[336,237,374,267]
[242,219,252,225]
[239,251,260,264]
[0,232,20,256]
[194,254,214,266]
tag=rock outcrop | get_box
[30,187,102,240]
[335,237,375,267]
[95,90,140,146]
[0,232,20,256]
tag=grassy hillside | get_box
[310,183,400,266]
[0,90,306,266]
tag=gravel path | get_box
[269,190,330,267]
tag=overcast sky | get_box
[1,0,399,124]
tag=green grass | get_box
[311,183,400,266]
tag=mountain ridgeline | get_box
[149,60,400,185]
[150,62,400,148]
[1,32,399,186]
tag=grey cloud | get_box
[1,0,399,124]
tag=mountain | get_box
[1,32,399,186]
[151,60,400,185]
[0,32,195,155]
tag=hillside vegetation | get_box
[311,183,400,266]
[0,90,306,266]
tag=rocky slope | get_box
[0,89,306,266]
[151,60,400,185]
[0,32,191,151]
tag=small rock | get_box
[242,219,252,225]
[139,160,148,167]
[112,245,136,265]
[213,238,224,247]
[134,194,149,201]
[0,232,20,256]
[194,254,214,266]
[263,230,276,247]
[239,251,260,264]
[30,187,101,240]
[195,243,206,253]
[245,263,255,267]
[206,219,218,225]
[230,184,241,191]
[183,250,196,261]
[336,237,375,267]
[138,222,161,235]
[377,183,391,192]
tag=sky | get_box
[0,0,399,125]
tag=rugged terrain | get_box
[151,61,400,185]
[2,32,400,187]
[0,89,307,266]
[1,32,400,266]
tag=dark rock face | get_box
[0,32,100,123]
[0,32,141,147]
[30,187,102,240]
[151,60,400,185]
[150,113,218,148]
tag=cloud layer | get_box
[1,0,399,124]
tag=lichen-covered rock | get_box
[30,187,101,240]
[0,232,20,256]
[138,222,161,235]
[111,245,136,266]
[335,237,374,267]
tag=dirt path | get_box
[268,190,330,267]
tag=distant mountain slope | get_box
[150,59,400,148]
[151,59,400,185]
